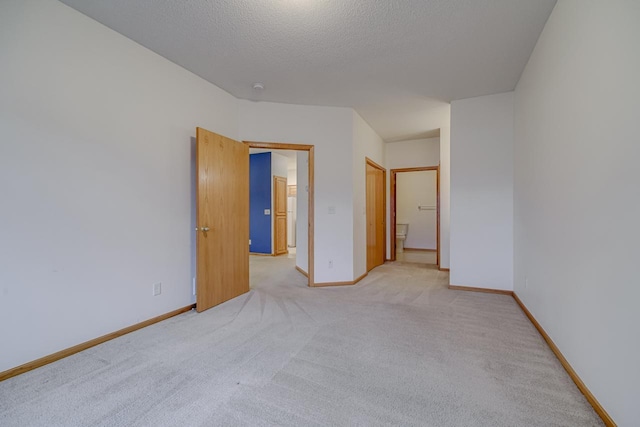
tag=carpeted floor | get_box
[395,250,437,265]
[0,257,602,426]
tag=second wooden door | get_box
[274,176,288,255]
[366,161,386,271]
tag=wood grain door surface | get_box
[274,176,288,255]
[366,162,385,271]
[196,127,249,312]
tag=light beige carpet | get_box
[0,257,602,426]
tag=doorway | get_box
[390,166,440,266]
[245,141,315,287]
[195,130,316,314]
[366,158,386,271]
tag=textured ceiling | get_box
[59,0,556,141]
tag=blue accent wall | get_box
[250,153,271,253]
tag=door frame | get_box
[390,166,440,266]
[366,158,386,271]
[245,141,315,287]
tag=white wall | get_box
[0,0,239,372]
[352,112,385,278]
[238,101,355,283]
[272,153,289,180]
[514,2,640,424]
[385,138,440,168]
[287,164,297,186]
[287,159,297,248]
[396,171,437,250]
[450,92,514,291]
[296,152,309,272]
[385,138,440,257]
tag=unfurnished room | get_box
[1,1,638,426]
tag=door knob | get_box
[201,227,210,232]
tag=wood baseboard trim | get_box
[313,272,368,287]
[313,280,356,287]
[295,266,309,277]
[404,248,437,252]
[352,272,368,285]
[448,284,513,296]
[439,267,450,272]
[512,293,615,426]
[0,304,196,382]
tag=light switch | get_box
[264,209,271,215]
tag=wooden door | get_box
[274,176,288,255]
[366,164,375,270]
[366,161,386,271]
[196,127,249,312]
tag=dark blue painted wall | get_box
[250,153,271,254]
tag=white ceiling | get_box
[59,0,556,141]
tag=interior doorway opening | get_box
[245,141,315,287]
[247,149,295,257]
[390,166,440,266]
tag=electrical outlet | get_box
[153,282,162,296]
[249,239,252,245]
[328,259,333,268]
